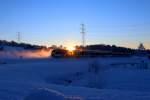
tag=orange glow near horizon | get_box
[66,46,75,51]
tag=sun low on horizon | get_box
[66,46,75,51]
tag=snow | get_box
[0,56,150,100]
[24,89,66,100]
[23,88,83,100]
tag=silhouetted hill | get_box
[0,40,47,50]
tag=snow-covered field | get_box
[0,56,150,100]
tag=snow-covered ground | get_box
[0,56,150,100]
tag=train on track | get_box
[51,48,132,58]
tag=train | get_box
[51,48,132,58]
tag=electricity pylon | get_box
[81,23,86,47]
[17,32,21,43]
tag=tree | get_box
[138,43,145,51]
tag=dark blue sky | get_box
[0,0,150,48]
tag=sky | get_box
[0,0,150,49]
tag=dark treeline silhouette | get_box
[0,40,150,55]
[76,44,150,55]
[0,40,47,50]
[86,44,134,53]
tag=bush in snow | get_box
[88,61,101,74]
[141,60,148,69]
[87,60,105,88]
[23,88,83,100]
[0,60,6,64]
[0,46,3,51]
[148,55,150,60]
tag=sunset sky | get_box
[0,0,150,49]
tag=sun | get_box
[66,46,75,51]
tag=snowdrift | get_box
[24,88,83,100]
